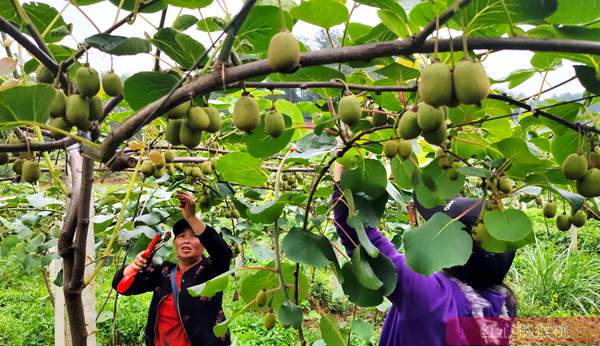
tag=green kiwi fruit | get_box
[570,210,587,228]
[264,312,275,330]
[65,95,91,131]
[174,162,183,170]
[165,119,183,145]
[50,89,66,118]
[76,65,100,97]
[0,152,8,165]
[371,112,388,127]
[89,95,103,121]
[153,166,165,179]
[179,119,201,149]
[418,62,453,107]
[422,122,448,146]
[416,102,444,132]
[556,214,571,231]
[396,139,412,159]
[188,106,210,130]
[49,117,72,138]
[383,140,398,158]
[167,163,176,175]
[140,160,154,177]
[192,166,203,178]
[452,60,490,105]
[164,150,175,163]
[169,100,192,119]
[203,106,222,133]
[12,158,24,175]
[233,95,260,132]
[267,31,300,72]
[256,289,268,307]
[448,168,459,180]
[231,209,240,218]
[397,109,421,139]
[201,161,212,175]
[22,161,41,183]
[498,176,513,193]
[543,202,556,218]
[472,222,487,242]
[438,156,452,169]
[102,71,123,97]
[36,65,54,84]
[338,94,362,126]
[562,153,588,180]
[576,168,600,197]
[265,110,285,137]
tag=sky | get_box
[8,0,584,96]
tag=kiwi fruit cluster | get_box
[267,30,300,72]
[279,172,303,190]
[164,101,222,148]
[233,94,260,133]
[560,150,600,198]
[224,208,241,219]
[383,139,412,159]
[488,175,514,194]
[542,200,589,230]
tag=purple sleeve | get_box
[332,185,455,311]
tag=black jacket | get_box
[112,225,233,346]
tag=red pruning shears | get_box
[116,230,171,294]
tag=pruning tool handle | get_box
[116,233,162,294]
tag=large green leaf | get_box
[85,34,150,56]
[216,152,268,186]
[574,65,600,95]
[282,227,336,267]
[341,159,388,200]
[240,262,309,310]
[378,9,412,38]
[546,0,600,25]
[320,314,347,346]
[108,0,167,12]
[351,320,374,343]
[483,209,532,242]
[278,301,303,328]
[244,114,294,158]
[152,28,206,69]
[195,16,224,32]
[123,72,180,111]
[187,269,231,297]
[21,2,70,43]
[351,247,383,290]
[414,160,465,208]
[289,133,337,159]
[0,85,56,124]
[391,156,419,190]
[551,132,579,164]
[164,0,212,9]
[355,0,404,13]
[403,213,472,276]
[549,184,585,212]
[290,0,349,29]
[246,199,284,224]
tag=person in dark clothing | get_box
[112,191,233,346]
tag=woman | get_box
[332,162,516,346]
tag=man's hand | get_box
[177,191,196,220]
[123,251,148,276]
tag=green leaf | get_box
[341,159,388,200]
[355,0,404,14]
[500,69,536,89]
[549,184,585,211]
[237,6,292,53]
[164,0,212,9]
[195,16,224,32]
[414,160,465,209]
[244,114,294,158]
[278,300,303,328]
[403,213,472,276]
[108,0,167,13]
[391,156,419,190]
[351,247,383,290]
[320,314,347,346]
[123,71,180,111]
[152,28,206,69]
[340,261,383,307]
[216,152,268,186]
[188,269,231,297]
[0,85,56,124]
[375,62,419,81]
[22,2,70,43]
[173,15,198,31]
[85,34,150,56]
[290,0,349,29]
[546,0,600,25]
[346,212,379,257]
[351,320,374,342]
[483,209,532,242]
[246,199,284,224]
[551,132,579,164]
[289,133,337,159]
[457,167,490,178]
[26,193,63,209]
[282,227,336,267]
[378,9,411,38]
[574,65,600,95]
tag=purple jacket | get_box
[332,187,515,346]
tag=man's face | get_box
[174,228,204,261]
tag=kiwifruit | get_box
[76,65,100,97]
[140,160,154,177]
[164,150,175,163]
[12,158,24,175]
[438,156,452,169]
[167,163,176,175]
[232,209,240,218]
[371,112,388,127]
[556,214,571,231]
[498,176,513,193]
[65,95,91,131]
[295,172,302,180]
[452,59,490,105]
[397,139,412,159]
[264,312,275,330]
[267,31,300,72]
[22,160,41,183]
[233,95,260,132]
[165,119,182,145]
[397,109,421,139]
[570,210,587,228]
[191,167,203,178]
[153,166,165,179]
[169,100,192,119]
[36,65,54,84]
[576,168,600,197]
[543,202,556,218]
[50,89,66,118]
[422,122,448,146]
[201,161,212,175]
[416,102,444,132]
[224,210,232,218]
[535,197,543,206]
[174,162,183,170]
[151,151,166,168]
[89,95,103,121]
[472,222,487,242]
[198,194,208,205]
[187,106,210,130]
[49,117,72,138]
[182,166,192,176]
[562,153,588,180]
[102,71,123,97]
[0,152,8,165]
[203,106,222,133]
[382,140,398,158]
[265,110,285,137]
[338,94,361,126]
[418,62,453,107]
[287,176,297,184]
[256,289,268,307]
[179,119,201,149]
[448,168,459,180]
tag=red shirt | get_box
[155,269,191,346]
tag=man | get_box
[112,191,233,346]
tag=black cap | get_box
[172,218,192,238]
